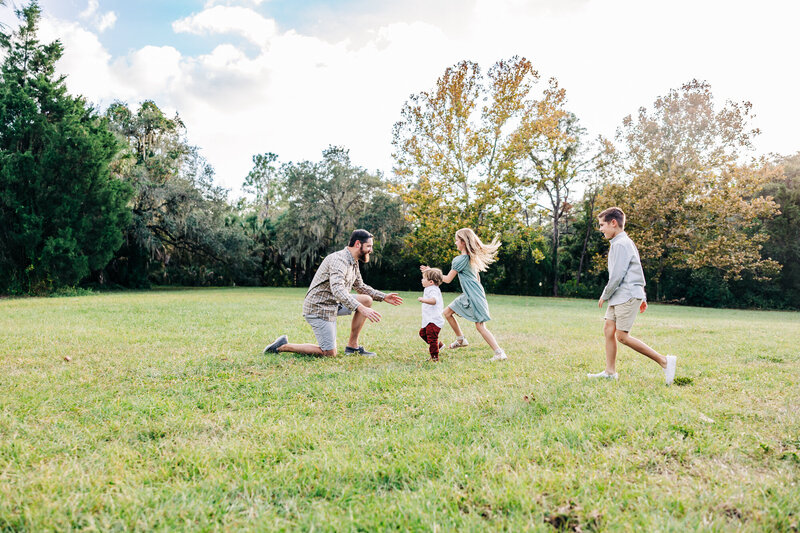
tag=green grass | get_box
[1,287,799,531]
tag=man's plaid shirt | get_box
[303,248,386,321]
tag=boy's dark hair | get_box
[349,229,373,247]
[598,207,626,229]
[423,268,443,286]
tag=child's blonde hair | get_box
[423,267,443,286]
[455,228,501,273]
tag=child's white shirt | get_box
[421,285,444,328]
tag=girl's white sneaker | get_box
[449,337,469,349]
[490,350,507,361]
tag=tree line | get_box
[1,3,798,308]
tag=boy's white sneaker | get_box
[587,370,618,380]
[490,350,507,361]
[664,355,677,385]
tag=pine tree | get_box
[0,2,132,293]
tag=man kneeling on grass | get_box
[264,229,403,357]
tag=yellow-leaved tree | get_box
[391,57,542,267]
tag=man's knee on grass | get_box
[322,348,336,357]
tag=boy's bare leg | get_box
[348,294,373,349]
[475,322,500,351]
[615,331,667,367]
[444,307,464,338]
[604,319,618,373]
[278,343,328,356]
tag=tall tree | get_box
[243,152,281,220]
[573,138,618,287]
[105,100,254,286]
[508,79,603,296]
[601,80,780,298]
[392,57,541,266]
[0,3,131,293]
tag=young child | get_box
[420,228,507,361]
[589,207,677,385]
[418,268,445,361]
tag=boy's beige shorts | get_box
[604,298,643,332]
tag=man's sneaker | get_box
[263,335,288,354]
[490,350,508,361]
[664,355,677,386]
[345,346,376,357]
[587,370,619,380]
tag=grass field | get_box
[1,287,799,531]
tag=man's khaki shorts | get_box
[304,304,353,351]
[604,298,642,332]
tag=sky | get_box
[1,0,798,195]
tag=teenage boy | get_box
[589,207,677,385]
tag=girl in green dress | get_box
[420,228,507,361]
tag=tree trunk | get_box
[576,194,597,285]
[576,219,591,284]
[552,210,559,297]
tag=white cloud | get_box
[173,6,278,48]
[38,16,183,107]
[113,46,184,99]
[96,11,117,32]
[38,16,122,100]
[78,0,116,32]
[79,0,99,19]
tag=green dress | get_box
[447,254,491,323]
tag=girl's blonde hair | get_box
[455,228,501,272]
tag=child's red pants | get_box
[419,323,441,358]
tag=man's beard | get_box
[358,251,370,263]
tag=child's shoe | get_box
[587,370,618,380]
[664,355,677,385]
[490,349,507,361]
[449,337,468,349]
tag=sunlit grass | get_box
[1,287,798,530]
